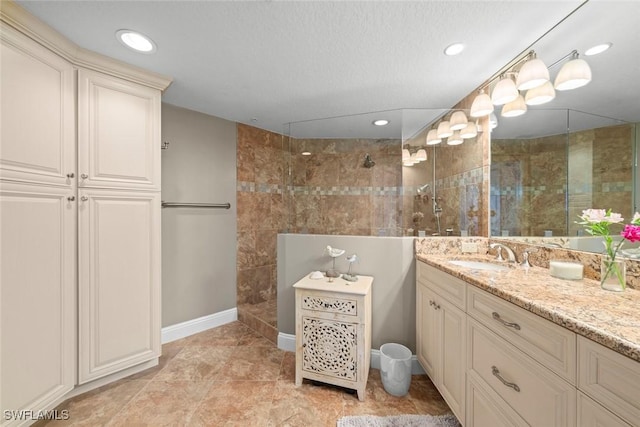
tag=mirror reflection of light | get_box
[585,42,612,56]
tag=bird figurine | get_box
[343,253,359,282]
[324,245,345,277]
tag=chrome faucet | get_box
[489,243,517,263]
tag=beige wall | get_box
[161,103,237,327]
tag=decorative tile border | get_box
[237,181,402,196]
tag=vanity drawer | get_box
[578,336,640,426]
[467,286,576,384]
[417,261,466,309]
[468,319,576,427]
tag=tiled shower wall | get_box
[236,124,287,342]
[491,123,634,237]
[289,138,403,236]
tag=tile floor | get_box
[44,321,453,426]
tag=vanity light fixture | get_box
[525,81,556,105]
[470,89,494,118]
[116,29,156,53]
[585,42,612,56]
[515,51,549,90]
[501,94,527,117]
[554,50,592,91]
[449,111,468,131]
[426,129,442,145]
[444,42,465,56]
[460,121,478,139]
[436,121,453,139]
[415,149,428,162]
[372,119,389,126]
[402,148,411,162]
[301,151,312,156]
[491,74,519,105]
[409,152,419,163]
[446,131,463,146]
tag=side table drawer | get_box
[467,286,576,384]
[301,294,358,316]
[469,319,576,427]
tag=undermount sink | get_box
[448,260,509,271]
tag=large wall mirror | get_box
[486,1,640,253]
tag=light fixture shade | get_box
[436,121,453,138]
[516,57,549,90]
[470,90,494,118]
[525,81,556,105]
[403,161,415,167]
[554,54,592,91]
[460,121,478,139]
[415,149,427,162]
[426,129,442,145]
[402,148,410,162]
[501,95,527,117]
[449,111,468,131]
[446,131,463,146]
[409,152,418,163]
[489,113,498,129]
[491,76,519,105]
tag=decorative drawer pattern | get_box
[301,317,357,380]
[469,319,576,427]
[302,295,357,316]
[467,286,577,384]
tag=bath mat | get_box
[337,413,460,427]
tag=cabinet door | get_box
[466,371,528,427]
[78,189,160,383]
[439,298,466,424]
[577,392,631,427]
[416,281,438,380]
[1,182,75,415]
[78,69,160,190]
[0,24,75,187]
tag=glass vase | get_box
[600,255,626,292]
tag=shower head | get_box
[417,183,430,194]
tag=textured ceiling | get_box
[15,0,597,137]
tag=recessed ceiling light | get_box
[116,29,156,54]
[444,43,465,56]
[584,42,612,56]
[373,119,389,126]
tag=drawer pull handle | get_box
[492,312,521,330]
[492,366,520,392]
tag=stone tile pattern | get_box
[236,124,288,343]
[491,123,633,237]
[43,322,453,426]
[415,237,640,362]
[290,137,403,236]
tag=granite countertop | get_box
[416,253,640,363]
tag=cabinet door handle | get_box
[491,366,520,392]
[80,173,89,179]
[66,173,75,178]
[80,196,89,201]
[67,196,75,201]
[492,312,521,330]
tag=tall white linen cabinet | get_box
[0,2,172,424]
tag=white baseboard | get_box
[277,332,425,375]
[161,308,238,344]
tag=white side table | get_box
[293,274,373,401]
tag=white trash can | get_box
[379,343,412,396]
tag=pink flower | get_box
[622,224,640,243]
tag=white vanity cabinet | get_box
[0,2,170,422]
[416,259,640,427]
[416,262,466,424]
[294,275,372,401]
